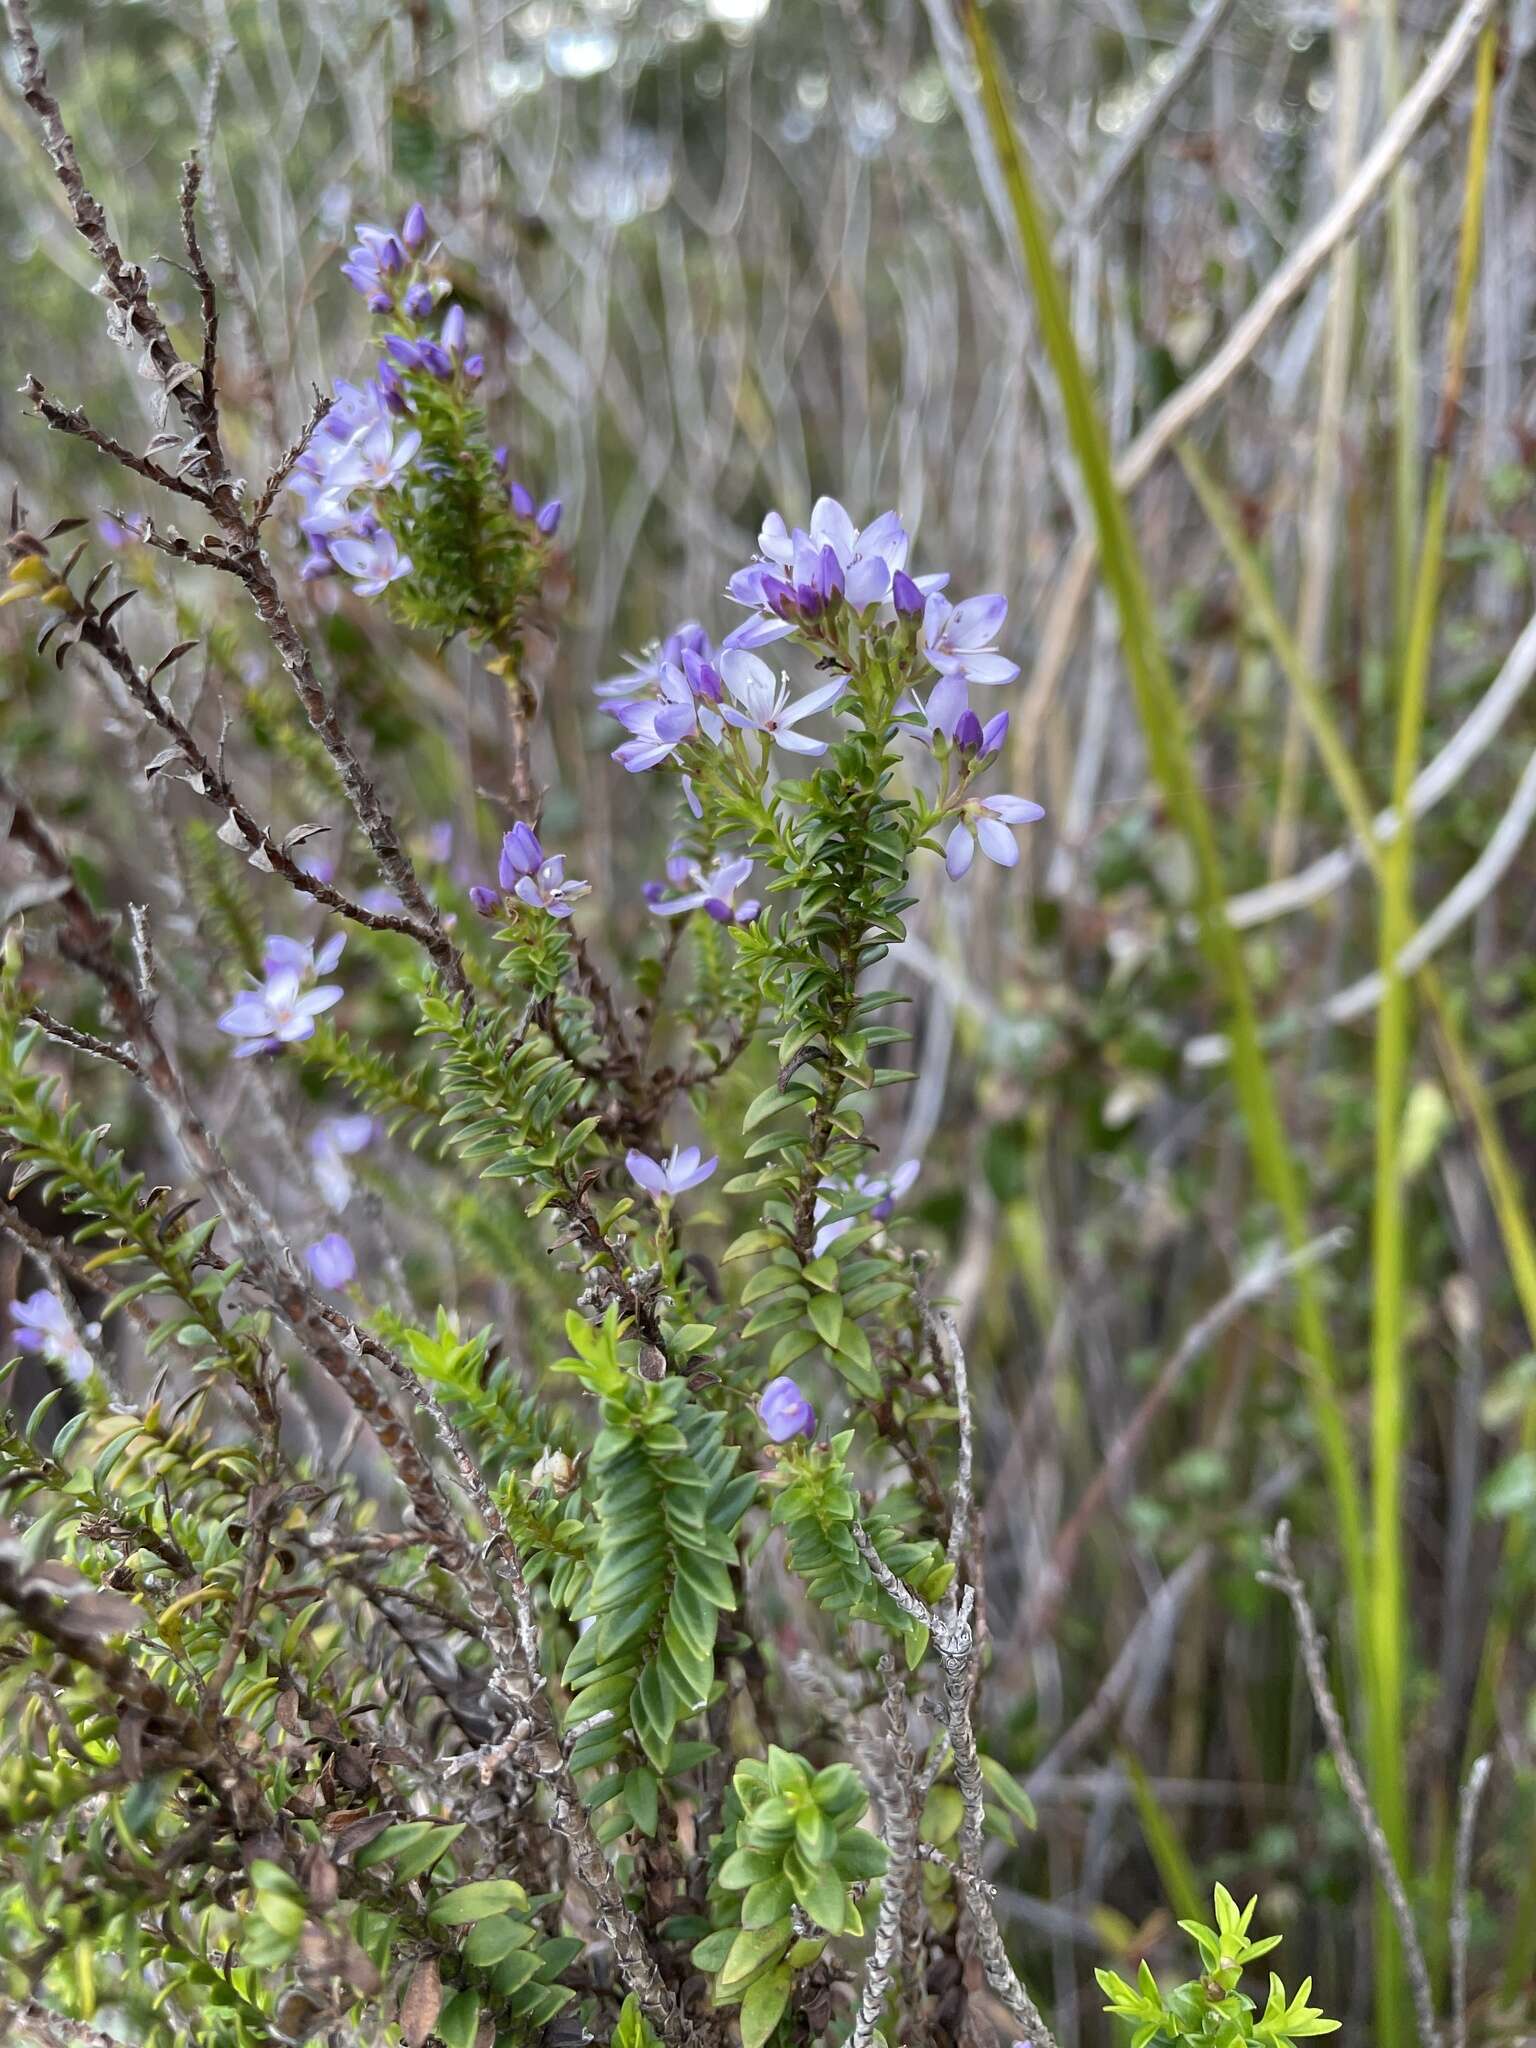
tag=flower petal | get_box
[945,823,975,878]
[976,815,1019,867]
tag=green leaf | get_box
[806,1294,843,1349]
[436,1989,481,2048]
[429,1879,530,1925]
[719,1921,792,1993]
[354,1820,464,1882]
[465,1915,537,1968]
[740,1964,793,2048]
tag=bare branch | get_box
[1260,1522,1442,2048]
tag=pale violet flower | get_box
[645,853,759,926]
[923,591,1019,695]
[218,973,343,1055]
[218,932,345,1057]
[311,1114,377,1211]
[718,650,846,756]
[760,498,911,610]
[264,932,346,981]
[595,620,713,701]
[813,1158,921,1257]
[330,527,413,596]
[609,659,724,773]
[758,1375,815,1443]
[496,823,591,918]
[9,1289,100,1383]
[306,1233,357,1290]
[945,795,1046,878]
[625,1144,717,1198]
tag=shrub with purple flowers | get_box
[9,6,1489,2046]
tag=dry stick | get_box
[1016,0,1499,754]
[4,0,468,1003]
[1068,0,1241,233]
[851,1530,1059,2048]
[1450,1754,1492,2048]
[931,1306,974,1573]
[2,785,692,2047]
[2,1998,133,2048]
[850,1657,924,2048]
[1224,605,1536,933]
[1259,1521,1442,2048]
[1022,1229,1350,1647]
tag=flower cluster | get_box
[470,824,591,921]
[597,492,1043,884]
[216,932,345,1057]
[297,206,562,600]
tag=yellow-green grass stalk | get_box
[1120,1751,1203,1927]
[957,0,1370,1641]
[1369,31,1495,2042]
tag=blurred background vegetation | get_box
[2,0,1535,2040]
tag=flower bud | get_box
[509,481,535,519]
[536,498,563,536]
[469,885,500,918]
[892,568,923,617]
[401,202,428,251]
[530,1448,577,1496]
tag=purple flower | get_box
[510,481,536,520]
[311,1114,376,1210]
[341,222,407,304]
[401,202,429,252]
[944,794,1045,878]
[469,884,500,918]
[496,824,591,918]
[813,1158,921,1257]
[647,853,760,926]
[759,498,911,610]
[498,822,544,890]
[440,303,467,358]
[922,591,1018,690]
[758,1375,815,1443]
[218,934,345,1057]
[625,1144,717,1198]
[329,527,413,596]
[263,932,346,981]
[610,660,724,772]
[305,1233,357,1290]
[596,621,713,702]
[718,649,846,756]
[536,499,563,536]
[9,1289,99,1383]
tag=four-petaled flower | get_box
[218,933,346,1057]
[645,852,759,926]
[496,824,591,918]
[328,527,413,596]
[610,660,724,773]
[758,1375,815,1443]
[626,1145,717,1198]
[306,1233,357,1290]
[596,621,713,701]
[718,650,846,756]
[945,794,1046,878]
[922,591,1019,727]
[9,1289,99,1383]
